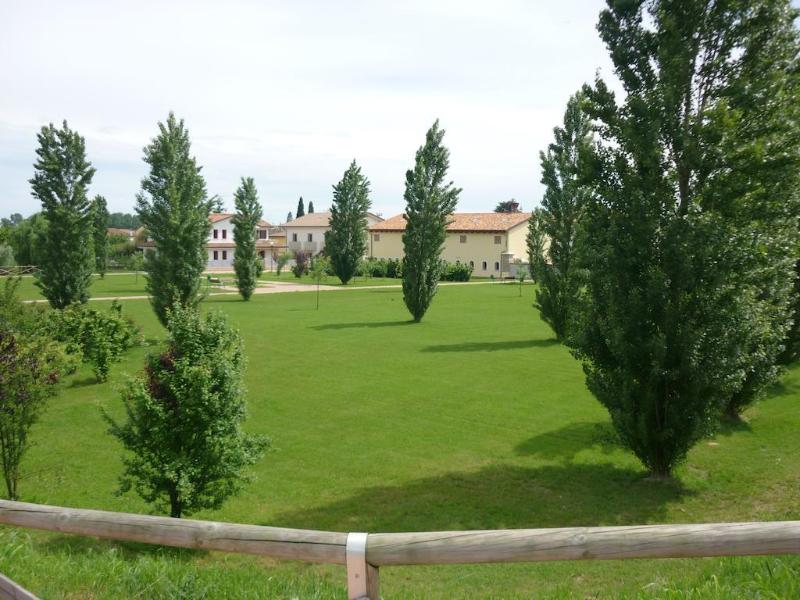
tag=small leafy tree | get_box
[0,278,72,499]
[232,178,263,301]
[106,305,268,518]
[136,113,212,326]
[530,92,592,341]
[92,195,109,278]
[296,197,305,218]
[516,264,526,296]
[310,256,330,309]
[30,121,96,308]
[286,212,293,222]
[326,160,371,284]
[402,120,461,322]
[308,201,315,214]
[276,251,292,276]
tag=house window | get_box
[222,250,227,260]
[213,250,219,260]
[213,229,218,239]
[460,235,467,243]
[469,261,474,268]
[373,233,380,242]
[222,230,227,240]
[482,261,487,270]
[494,261,500,271]
[494,235,502,244]
[307,233,313,242]
[258,229,267,239]
[292,233,298,242]
[258,251,265,259]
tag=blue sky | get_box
[0,0,613,224]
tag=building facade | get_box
[140,213,281,271]
[281,211,384,256]
[368,212,531,277]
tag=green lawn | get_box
[1,284,798,598]
[13,272,152,301]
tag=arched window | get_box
[494,261,500,271]
[482,261,487,270]
[469,261,474,268]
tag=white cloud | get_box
[0,0,613,223]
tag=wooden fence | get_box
[0,499,797,599]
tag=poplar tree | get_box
[326,160,371,284]
[402,120,461,322]
[529,92,591,341]
[91,195,109,278]
[136,113,212,326]
[232,177,263,300]
[30,121,96,308]
[308,201,315,214]
[296,197,305,218]
[573,0,800,477]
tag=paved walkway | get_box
[23,279,497,303]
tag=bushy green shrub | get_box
[291,251,310,278]
[386,258,402,278]
[46,302,140,381]
[441,261,472,282]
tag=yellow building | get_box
[368,212,531,277]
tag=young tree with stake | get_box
[401,120,461,322]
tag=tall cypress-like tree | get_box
[296,197,305,218]
[232,177,263,300]
[528,92,592,341]
[573,0,800,477]
[326,160,371,284]
[30,121,96,308]
[91,195,109,278]
[402,120,461,322]
[308,200,315,214]
[136,113,211,326]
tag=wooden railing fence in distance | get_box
[0,500,798,600]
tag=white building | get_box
[281,211,384,255]
[140,213,280,271]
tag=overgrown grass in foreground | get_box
[1,284,798,598]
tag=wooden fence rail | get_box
[0,499,797,599]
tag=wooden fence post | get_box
[346,532,379,599]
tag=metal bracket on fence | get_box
[346,532,377,600]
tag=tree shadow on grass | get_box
[312,320,413,331]
[269,462,689,534]
[69,376,98,389]
[514,422,621,462]
[420,339,558,353]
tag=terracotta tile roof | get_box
[369,212,531,233]
[209,213,271,227]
